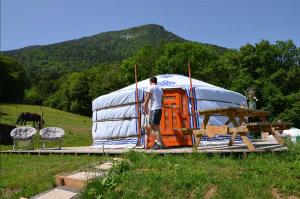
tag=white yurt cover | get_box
[91,74,248,148]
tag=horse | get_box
[16,112,45,129]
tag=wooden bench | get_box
[183,107,292,151]
[182,125,249,149]
[246,122,292,145]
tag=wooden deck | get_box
[1,140,287,155]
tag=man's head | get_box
[150,76,157,85]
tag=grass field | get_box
[82,146,300,199]
[0,104,100,198]
[0,154,109,199]
[0,103,92,150]
[1,103,300,199]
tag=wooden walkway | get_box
[1,140,287,155]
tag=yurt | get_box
[92,74,247,148]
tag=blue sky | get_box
[1,0,299,51]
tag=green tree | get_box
[47,72,90,115]
[120,45,162,84]
[217,40,300,126]
[155,42,219,84]
[0,54,25,102]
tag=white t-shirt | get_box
[146,84,163,110]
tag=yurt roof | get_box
[119,74,226,91]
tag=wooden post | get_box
[41,108,44,129]
[36,106,43,149]
[188,61,197,128]
[259,116,269,140]
[135,64,141,145]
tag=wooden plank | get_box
[271,128,284,145]
[249,122,292,126]
[228,133,237,146]
[178,128,198,135]
[1,144,288,154]
[206,125,228,138]
[202,114,210,129]
[239,132,256,151]
[55,175,65,186]
[228,114,240,146]
[197,107,269,118]
[247,122,292,132]
[193,134,202,151]
[228,126,248,133]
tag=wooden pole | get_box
[188,61,197,128]
[135,64,141,145]
[36,106,43,148]
[41,108,44,129]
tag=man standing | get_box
[142,76,165,149]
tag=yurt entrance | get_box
[148,88,193,147]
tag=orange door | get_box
[148,88,193,147]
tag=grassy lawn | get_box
[0,154,109,199]
[0,103,92,150]
[1,104,300,199]
[82,144,300,199]
[0,104,104,199]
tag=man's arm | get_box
[143,92,151,114]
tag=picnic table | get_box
[184,107,291,151]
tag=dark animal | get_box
[16,112,45,129]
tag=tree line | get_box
[1,40,299,127]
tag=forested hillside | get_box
[3,24,186,84]
[0,25,299,126]
[0,55,25,102]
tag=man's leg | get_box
[152,124,163,146]
[144,126,151,148]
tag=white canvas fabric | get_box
[119,74,221,91]
[91,74,247,147]
[194,87,246,106]
[92,105,136,122]
[92,119,138,139]
[92,89,143,111]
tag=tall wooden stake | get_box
[37,106,43,148]
[188,61,197,128]
[135,64,141,145]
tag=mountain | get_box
[2,24,226,82]
[3,25,184,79]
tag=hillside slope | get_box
[0,104,92,147]
[2,24,227,82]
[3,25,185,78]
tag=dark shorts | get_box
[149,109,162,125]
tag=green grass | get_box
[0,103,92,150]
[0,154,109,199]
[0,104,102,199]
[1,103,300,199]
[82,144,300,199]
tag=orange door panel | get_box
[148,88,193,147]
